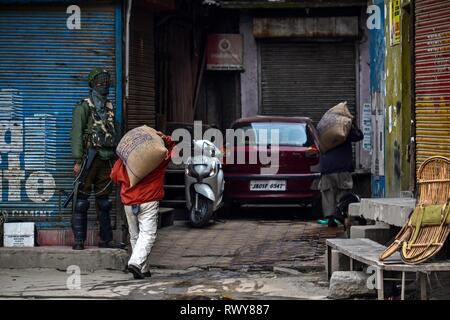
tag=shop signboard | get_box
[390,0,401,46]
[206,34,244,71]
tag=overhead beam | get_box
[220,0,367,9]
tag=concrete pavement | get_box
[0,268,331,300]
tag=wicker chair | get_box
[380,156,450,264]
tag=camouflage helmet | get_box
[88,68,110,86]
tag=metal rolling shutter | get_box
[260,42,356,124]
[415,0,450,169]
[127,10,156,130]
[0,5,120,228]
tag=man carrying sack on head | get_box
[317,102,363,228]
[111,126,175,279]
[70,68,117,250]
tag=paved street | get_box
[3,206,449,300]
[149,219,342,271]
[2,205,450,300]
[0,206,344,300]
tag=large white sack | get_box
[116,125,168,187]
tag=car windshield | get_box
[233,122,310,147]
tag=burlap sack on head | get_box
[317,101,354,153]
[116,125,168,187]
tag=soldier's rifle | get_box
[63,148,98,209]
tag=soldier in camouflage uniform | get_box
[71,68,117,250]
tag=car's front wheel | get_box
[221,201,240,218]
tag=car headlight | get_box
[185,161,196,177]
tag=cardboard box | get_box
[4,222,35,247]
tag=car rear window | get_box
[232,122,312,147]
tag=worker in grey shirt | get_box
[318,120,363,227]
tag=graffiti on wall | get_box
[0,89,57,216]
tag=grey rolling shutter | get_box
[127,10,156,130]
[260,42,356,124]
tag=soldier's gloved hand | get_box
[74,163,81,176]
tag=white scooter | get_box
[185,140,224,227]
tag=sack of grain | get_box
[317,102,354,153]
[116,125,168,187]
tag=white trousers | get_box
[124,201,159,273]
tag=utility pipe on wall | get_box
[125,0,133,99]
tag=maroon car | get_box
[223,116,321,210]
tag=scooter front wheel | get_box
[189,194,213,228]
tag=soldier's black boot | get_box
[97,197,113,247]
[72,198,89,250]
[72,242,85,250]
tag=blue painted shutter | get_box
[0,4,120,228]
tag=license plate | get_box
[250,180,287,191]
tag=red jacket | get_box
[110,135,175,205]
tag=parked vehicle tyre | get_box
[189,194,213,228]
[308,197,323,219]
[222,201,240,218]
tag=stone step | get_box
[0,246,129,271]
[163,185,185,189]
[349,198,415,227]
[158,207,175,228]
[329,271,376,299]
[350,224,392,245]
